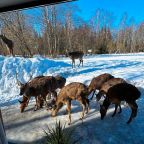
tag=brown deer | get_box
[100,83,141,124]
[67,51,84,68]
[96,78,127,101]
[17,75,66,112]
[88,73,114,100]
[51,82,90,125]
[0,34,14,56]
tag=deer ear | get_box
[16,72,24,86]
[17,81,23,86]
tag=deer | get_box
[88,73,114,100]
[100,83,141,124]
[66,51,84,68]
[51,82,90,125]
[96,78,127,116]
[17,75,44,111]
[16,74,66,112]
[0,34,14,56]
[96,78,127,101]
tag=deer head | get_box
[16,71,33,95]
[46,98,57,111]
[18,96,29,113]
[55,75,66,89]
[100,105,107,120]
[99,97,110,120]
[51,102,63,117]
[16,71,33,112]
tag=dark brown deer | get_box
[96,78,127,101]
[0,34,14,56]
[67,51,84,68]
[51,82,90,125]
[54,75,66,89]
[17,75,66,112]
[100,83,141,124]
[88,73,114,100]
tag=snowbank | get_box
[0,56,70,107]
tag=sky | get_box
[74,0,144,24]
[24,0,144,31]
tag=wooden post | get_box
[0,109,8,144]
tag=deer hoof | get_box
[85,111,88,114]
[79,117,83,120]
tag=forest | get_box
[0,3,144,57]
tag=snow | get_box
[1,53,144,144]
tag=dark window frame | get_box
[0,0,75,13]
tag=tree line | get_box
[0,3,143,57]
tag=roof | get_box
[0,0,75,13]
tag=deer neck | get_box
[103,98,111,110]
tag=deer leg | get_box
[96,91,104,101]
[85,98,90,114]
[10,48,14,57]
[80,104,85,120]
[80,99,87,120]
[90,90,96,100]
[64,108,68,115]
[78,59,83,67]
[66,100,71,125]
[42,94,49,107]
[38,95,44,108]
[47,93,51,100]
[35,96,42,111]
[79,59,83,67]
[9,48,12,56]
[51,91,57,100]
[26,97,30,107]
[127,102,138,124]
[12,49,14,57]
[34,97,39,111]
[112,104,118,117]
[81,59,83,67]
[118,104,122,114]
[73,59,75,68]
[72,59,74,68]
[78,59,81,67]
[6,45,10,56]
[133,102,138,118]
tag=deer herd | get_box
[16,72,141,125]
[0,34,140,125]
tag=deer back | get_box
[100,78,127,93]
[88,73,114,92]
[68,51,84,59]
[107,83,141,102]
[20,76,57,97]
[56,82,88,104]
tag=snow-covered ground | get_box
[1,53,144,144]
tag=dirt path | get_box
[2,102,51,143]
[1,101,95,144]
[1,99,144,144]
